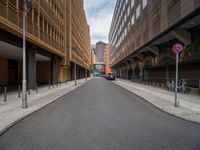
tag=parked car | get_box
[106,73,115,80]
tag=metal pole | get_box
[85,68,87,81]
[199,80,200,89]
[175,52,179,107]
[75,57,77,86]
[4,87,7,102]
[18,85,21,98]
[22,0,27,108]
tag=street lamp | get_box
[22,0,34,109]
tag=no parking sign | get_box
[172,43,183,53]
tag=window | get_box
[136,4,141,19]
[131,14,135,25]
[125,28,127,36]
[131,0,134,8]
[143,0,148,9]
[167,0,180,10]
[128,6,130,16]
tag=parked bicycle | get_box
[166,79,190,94]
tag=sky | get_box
[84,0,116,45]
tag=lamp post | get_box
[22,0,34,109]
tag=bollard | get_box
[66,80,67,84]
[36,83,38,93]
[199,80,200,89]
[56,82,58,87]
[18,85,21,98]
[4,86,7,102]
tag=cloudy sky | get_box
[84,0,116,45]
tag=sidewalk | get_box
[113,79,200,124]
[0,78,90,134]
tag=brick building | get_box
[93,41,108,76]
[96,41,107,63]
[105,48,111,74]
[0,0,91,89]
[109,0,200,91]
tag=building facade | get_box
[109,0,200,91]
[93,41,107,76]
[105,48,111,74]
[96,41,107,63]
[0,0,91,89]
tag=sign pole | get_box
[175,52,179,107]
[172,43,183,107]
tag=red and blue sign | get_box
[172,43,183,53]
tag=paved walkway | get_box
[113,78,200,124]
[0,78,90,134]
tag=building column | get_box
[51,55,58,85]
[26,46,36,89]
[120,68,122,78]
[132,69,136,80]
[128,69,132,80]
[140,67,144,81]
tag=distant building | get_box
[91,44,96,55]
[105,48,111,74]
[93,41,108,76]
[96,41,108,63]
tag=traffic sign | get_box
[172,43,183,53]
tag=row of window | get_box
[109,0,148,53]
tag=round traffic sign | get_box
[172,43,183,53]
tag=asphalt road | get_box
[0,78,200,150]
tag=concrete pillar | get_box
[51,55,59,85]
[132,69,136,80]
[26,47,36,89]
[120,68,122,78]
[140,68,144,81]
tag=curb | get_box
[0,80,90,136]
[112,81,200,125]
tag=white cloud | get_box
[84,0,116,45]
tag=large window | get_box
[143,0,148,9]
[136,4,141,19]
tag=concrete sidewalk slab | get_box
[0,78,90,135]
[113,79,200,124]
